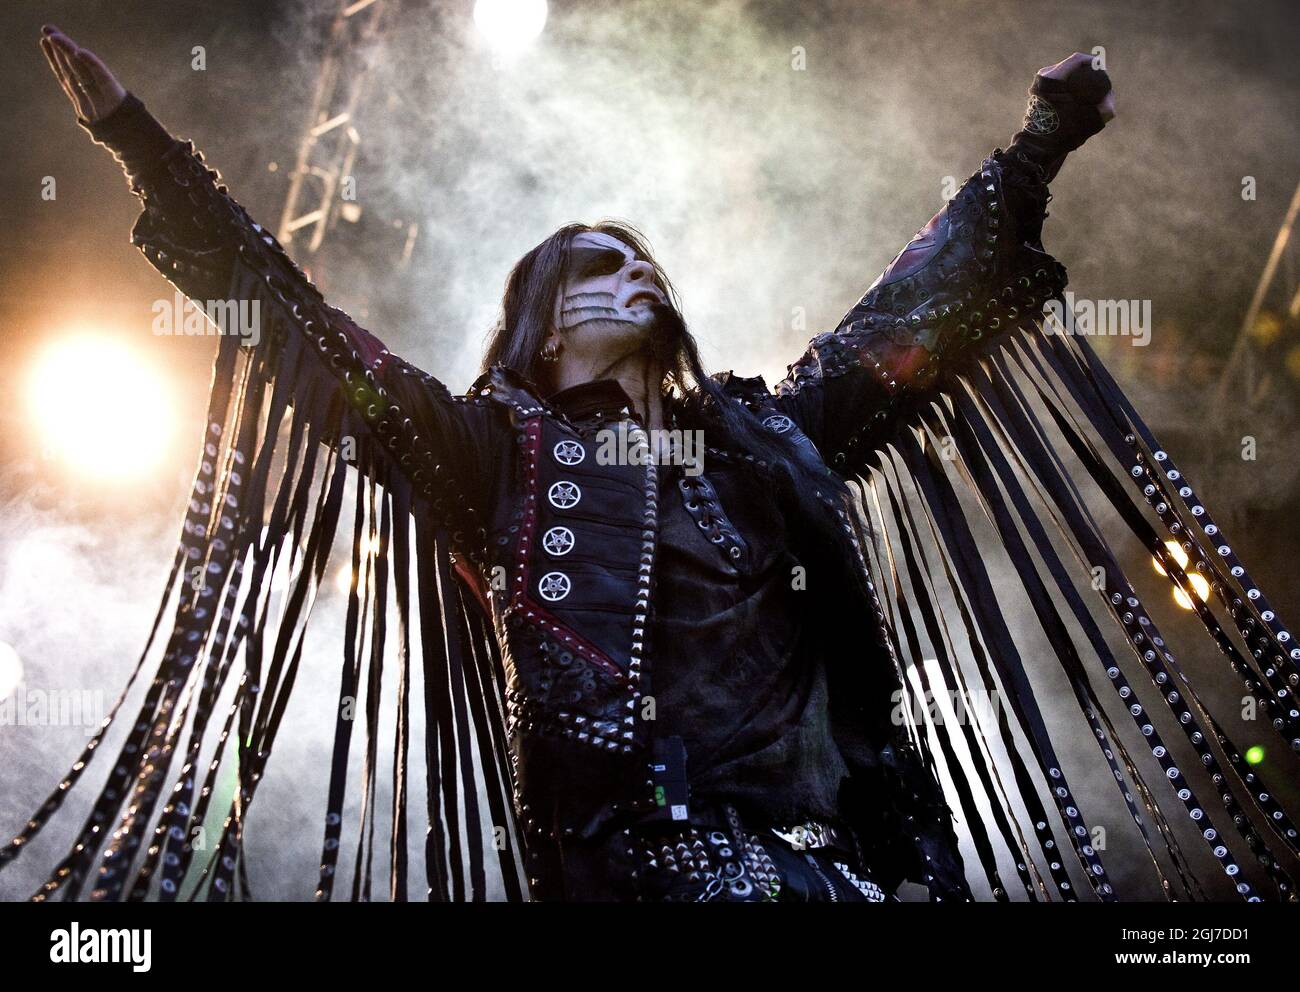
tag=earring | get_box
[540,339,562,364]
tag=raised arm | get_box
[40,26,504,553]
[773,53,1115,476]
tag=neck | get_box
[551,351,666,434]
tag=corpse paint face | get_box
[547,231,671,364]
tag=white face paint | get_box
[550,231,669,365]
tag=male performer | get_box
[39,25,1113,901]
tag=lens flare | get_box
[27,334,173,480]
[334,534,384,594]
[1152,539,1210,610]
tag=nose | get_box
[623,259,654,284]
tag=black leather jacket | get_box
[86,93,1068,900]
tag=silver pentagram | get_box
[538,571,571,602]
[542,526,575,556]
[762,414,795,434]
[547,480,582,508]
[553,439,586,465]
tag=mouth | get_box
[625,291,663,310]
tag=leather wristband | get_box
[79,91,180,186]
[1006,64,1111,182]
[1027,66,1110,151]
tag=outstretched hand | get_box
[1039,51,1116,123]
[40,24,126,124]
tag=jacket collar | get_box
[545,378,638,424]
[469,364,682,428]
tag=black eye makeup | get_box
[568,246,632,278]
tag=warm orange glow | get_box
[27,334,173,480]
[1247,309,1281,346]
[1286,345,1300,382]
[1153,539,1210,610]
[334,534,384,593]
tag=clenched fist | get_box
[1039,51,1116,123]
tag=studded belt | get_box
[617,802,783,902]
[613,801,898,902]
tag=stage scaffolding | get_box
[276,0,418,271]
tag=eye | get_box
[587,254,623,276]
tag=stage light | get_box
[1152,539,1210,610]
[1248,309,1281,346]
[27,334,173,481]
[334,534,383,594]
[473,0,547,52]
[0,642,22,701]
[1286,345,1300,382]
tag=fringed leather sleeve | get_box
[772,149,1068,477]
[771,65,1114,474]
[83,94,506,560]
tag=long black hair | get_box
[481,221,870,605]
